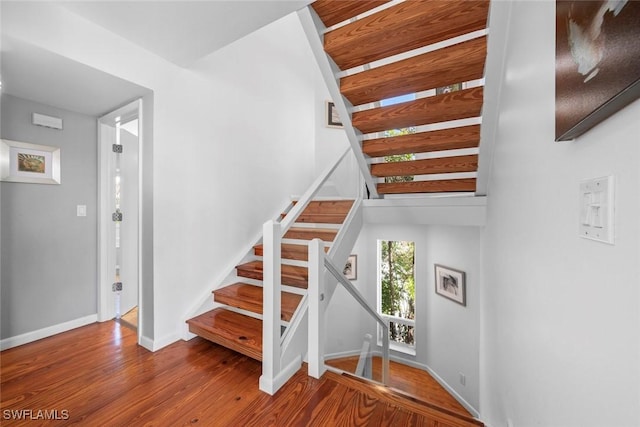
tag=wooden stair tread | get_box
[371,155,478,177]
[293,199,354,212]
[281,213,348,224]
[284,227,338,242]
[282,200,354,224]
[236,260,308,289]
[362,125,480,157]
[324,0,490,70]
[352,86,484,135]
[377,178,477,194]
[254,243,328,261]
[186,308,262,361]
[311,0,390,28]
[213,283,302,322]
[341,36,487,106]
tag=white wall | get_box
[424,226,481,412]
[480,2,640,427]
[2,3,318,347]
[326,222,482,411]
[312,67,361,198]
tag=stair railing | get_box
[260,147,351,395]
[308,238,389,384]
[355,334,374,379]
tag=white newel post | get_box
[308,238,326,379]
[259,220,282,394]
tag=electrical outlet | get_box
[459,372,466,386]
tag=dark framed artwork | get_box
[436,83,462,95]
[556,1,640,141]
[343,254,357,280]
[326,101,343,128]
[434,264,466,306]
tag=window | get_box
[378,240,416,353]
[382,128,417,184]
[376,84,464,184]
[379,94,417,183]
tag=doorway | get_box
[98,100,142,337]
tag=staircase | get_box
[186,199,354,362]
[301,0,490,197]
[187,0,493,405]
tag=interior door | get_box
[98,101,140,328]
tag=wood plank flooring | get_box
[326,355,472,419]
[1,322,482,426]
[119,305,138,330]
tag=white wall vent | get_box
[32,113,63,130]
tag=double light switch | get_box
[579,176,614,244]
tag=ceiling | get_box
[57,1,313,67]
[1,36,151,117]
[1,1,312,116]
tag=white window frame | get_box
[376,240,416,356]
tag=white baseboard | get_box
[0,314,98,351]
[325,351,480,419]
[182,331,197,341]
[389,355,480,419]
[324,349,361,360]
[139,335,154,352]
[259,356,302,396]
[150,332,181,351]
[259,355,302,395]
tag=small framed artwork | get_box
[436,83,462,95]
[343,254,357,280]
[326,101,343,128]
[434,264,466,306]
[0,139,61,185]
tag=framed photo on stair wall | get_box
[343,254,357,280]
[326,101,343,128]
[434,264,466,306]
[555,1,640,141]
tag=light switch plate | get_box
[579,176,614,244]
[77,205,87,217]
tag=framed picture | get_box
[343,254,357,280]
[326,101,343,128]
[434,264,466,306]
[555,1,640,141]
[436,83,462,95]
[0,139,61,184]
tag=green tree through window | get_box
[380,240,415,346]
[383,127,416,184]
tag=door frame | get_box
[97,99,143,343]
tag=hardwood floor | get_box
[119,306,138,330]
[0,322,482,426]
[326,355,471,418]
